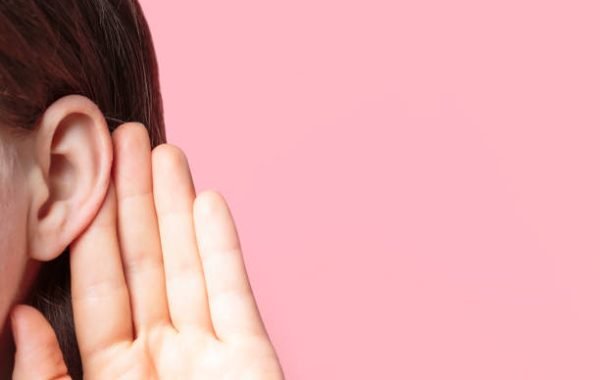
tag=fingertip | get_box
[10,305,37,341]
[11,305,57,359]
[152,143,188,168]
[10,305,49,346]
[112,122,153,199]
[112,122,151,158]
[11,305,69,379]
[112,121,147,140]
[152,144,193,186]
[194,190,227,218]
[153,144,196,212]
[10,305,25,344]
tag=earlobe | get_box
[26,95,113,261]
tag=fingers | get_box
[70,183,133,363]
[69,121,264,349]
[152,145,213,331]
[11,305,71,380]
[112,123,170,331]
[193,191,266,340]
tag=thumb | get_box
[11,305,71,380]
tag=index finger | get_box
[70,183,133,363]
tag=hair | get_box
[0,0,166,377]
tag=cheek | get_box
[0,178,30,334]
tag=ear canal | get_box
[38,153,75,220]
[38,113,91,220]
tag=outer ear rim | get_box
[28,94,114,262]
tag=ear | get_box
[26,95,113,261]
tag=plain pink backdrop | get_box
[140,1,600,379]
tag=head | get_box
[0,0,165,376]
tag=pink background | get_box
[141,1,600,379]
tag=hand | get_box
[11,123,284,379]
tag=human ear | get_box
[25,94,113,261]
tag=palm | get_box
[11,123,284,380]
[94,328,282,379]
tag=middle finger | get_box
[112,122,170,332]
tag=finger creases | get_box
[193,191,266,340]
[112,122,170,332]
[70,183,133,361]
[152,144,213,332]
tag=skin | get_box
[0,95,115,376]
[0,95,284,379]
[0,130,36,374]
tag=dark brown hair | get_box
[0,0,166,377]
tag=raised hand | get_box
[11,123,284,379]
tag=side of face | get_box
[0,95,113,370]
[0,139,31,338]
